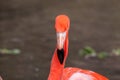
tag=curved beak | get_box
[56,31,67,50]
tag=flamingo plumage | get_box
[0,76,2,80]
[48,15,109,80]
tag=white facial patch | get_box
[69,72,93,80]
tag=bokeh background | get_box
[0,0,120,80]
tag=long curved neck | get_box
[48,32,69,80]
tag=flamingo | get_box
[48,15,109,80]
[0,76,2,80]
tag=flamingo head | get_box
[55,15,70,50]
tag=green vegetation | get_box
[97,52,108,59]
[112,48,120,56]
[79,46,120,59]
[79,46,96,58]
[0,48,21,55]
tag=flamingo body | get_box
[48,15,109,80]
[62,67,108,80]
[0,76,2,80]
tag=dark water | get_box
[0,0,120,80]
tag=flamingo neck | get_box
[48,32,69,80]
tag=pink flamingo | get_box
[0,76,2,80]
[48,15,109,80]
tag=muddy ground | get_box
[0,0,120,80]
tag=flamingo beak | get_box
[56,31,66,50]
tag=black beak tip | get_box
[57,49,64,64]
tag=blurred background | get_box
[0,0,120,80]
